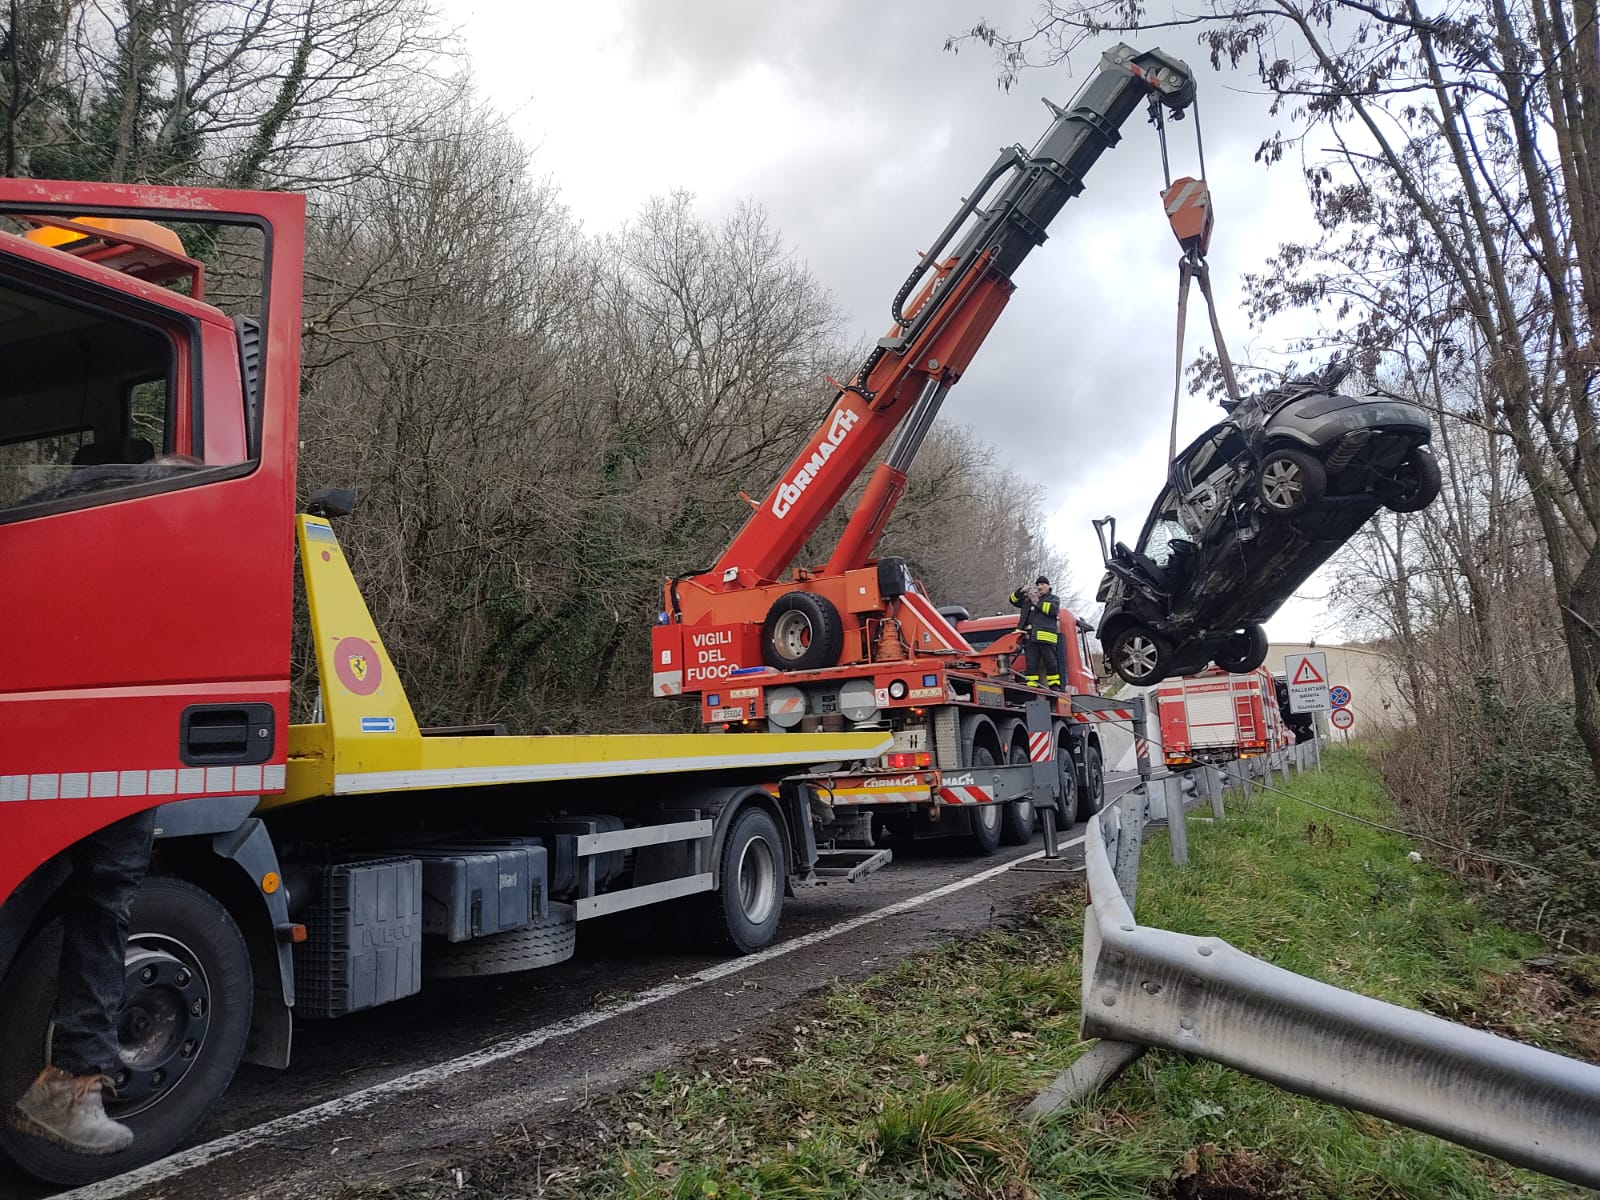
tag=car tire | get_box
[1108,624,1170,686]
[1215,624,1269,673]
[1383,447,1442,513]
[1000,740,1036,844]
[694,806,786,954]
[0,877,253,1186]
[761,591,844,671]
[1257,448,1326,516]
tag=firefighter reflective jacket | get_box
[1009,587,1062,644]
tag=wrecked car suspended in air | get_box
[1094,363,1439,686]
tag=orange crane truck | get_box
[654,44,1199,852]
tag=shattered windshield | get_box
[1138,489,1192,566]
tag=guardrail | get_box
[1028,742,1600,1190]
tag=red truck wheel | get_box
[0,876,253,1186]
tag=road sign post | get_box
[1286,652,1331,714]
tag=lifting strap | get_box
[1169,253,1242,459]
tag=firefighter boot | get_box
[13,1067,134,1155]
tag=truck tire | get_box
[963,745,1003,855]
[1000,740,1036,844]
[424,903,577,978]
[0,877,252,1186]
[695,806,785,954]
[1078,742,1105,819]
[761,592,844,672]
[1055,735,1080,828]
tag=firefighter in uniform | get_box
[1010,575,1066,689]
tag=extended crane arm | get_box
[697,44,1196,594]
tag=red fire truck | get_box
[1156,666,1282,767]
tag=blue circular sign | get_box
[1329,685,1351,708]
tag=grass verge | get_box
[346,747,1599,1200]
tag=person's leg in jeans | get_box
[14,808,154,1155]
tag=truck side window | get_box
[0,279,188,515]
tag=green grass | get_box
[348,748,1599,1200]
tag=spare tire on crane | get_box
[762,591,844,671]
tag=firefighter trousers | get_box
[1024,639,1065,689]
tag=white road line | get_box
[63,836,1088,1200]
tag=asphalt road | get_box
[6,774,1140,1200]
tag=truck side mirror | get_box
[305,487,357,519]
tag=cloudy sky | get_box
[460,0,1341,642]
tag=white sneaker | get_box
[13,1067,134,1155]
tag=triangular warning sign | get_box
[1292,658,1325,685]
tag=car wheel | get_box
[1109,624,1170,686]
[1214,624,1269,673]
[1257,448,1326,516]
[1383,447,1441,513]
[761,592,844,671]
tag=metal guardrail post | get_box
[1313,736,1322,770]
[1209,765,1225,822]
[1240,758,1253,800]
[1164,772,1187,865]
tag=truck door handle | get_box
[179,703,275,766]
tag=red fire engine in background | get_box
[1157,665,1285,768]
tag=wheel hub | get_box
[112,942,210,1113]
[736,834,778,925]
[1120,635,1159,679]
[771,611,814,660]
[1262,460,1303,508]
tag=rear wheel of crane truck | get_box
[1078,741,1106,819]
[1053,730,1080,829]
[0,876,253,1185]
[999,731,1036,845]
[694,805,786,955]
[963,745,1004,855]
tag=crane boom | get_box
[696,44,1196,593]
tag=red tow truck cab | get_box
[1156,665,1280,766]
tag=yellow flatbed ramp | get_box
[271,515,889,810]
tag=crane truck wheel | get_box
[761,592,844,672]
[1078,742,1106,818]
[1054,733,1080,828]
[0,876,252,1186]
[962,745,1004,855]
[1000,737,1036,844]
[695,806,786,954]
